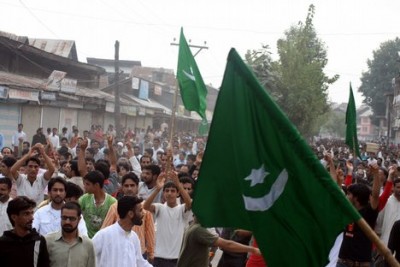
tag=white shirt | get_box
[49,134,60,148]
[153,203,190,259]
[16,173,49,205]
[375,195,400,245]
[33,203,88,236]
[0,197,12,235]
[12,131,27,146]
[92,223,152,267]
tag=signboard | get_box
[41,91,56,101]
[366,142,380,154]
[60,78,77,93]
[47,70,66,91]
[8,89,39,102]
[154,85,162,96]
[139,80,149,100]
[132,77,139,90]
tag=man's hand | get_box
[80,139,88,151]
[156,172,166,190]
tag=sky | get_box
[1,0,400,108]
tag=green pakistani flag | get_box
[177,28,208,135]
[193,49,361,267]
[346,84,361,158]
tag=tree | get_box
[320,110,346,138]
[246,5,338,138]
[359,38,400,124]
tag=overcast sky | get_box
[2,0,400,107]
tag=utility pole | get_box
[114,40,121,139]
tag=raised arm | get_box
[214,237,260,255]
[170,170,192,211]
[37,143,55,180]
[10,147,34,180]
[370,163,381,210]
[143,173,165,214]
[126,142,141,177]
[78,139,89,178]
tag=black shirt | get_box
[388,220,400,263]
[338,205,378,262]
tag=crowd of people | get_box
[2,123,400,266]
[0,123,260,267]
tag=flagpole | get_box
[357,218,400,267]
[165,79,179,175]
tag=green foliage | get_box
[359,38,400,123]
[246,4,338,138]
[320,110,346,138]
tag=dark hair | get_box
[95,160,110,179]
[7,196,36,226]
[66,182,83,199]
[140,155,152,163]
[61,202,82,217]
[347,183,371,206]
[23,141,30,147]
[1,147,13,155]
[18,123,23,128]
[163,181,178,191]
[142,164,161,176]
[144,148,153,156]
[58,147,69,156]
[179,176,194,187]
[0,177,12,190]
[83,170,105,188]
[393,178,400,187]
[85,157,95,164]
[25,157,40,166]
[48,177,67,192]
[70,160,80,177]
[2,157,17,168]
[187,154,196,162]
[60,137,68,143]
[117,196,143,219]
[86,148,95,156]
[122,172,139,186]
[117,162,132,173]
[103,148,109,155]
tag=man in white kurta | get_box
[375,182,400,245]
[92,196,152,267]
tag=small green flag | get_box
[346,84,361,158]
[177,27,208,135]
[193,49,361,267]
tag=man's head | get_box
[7,196,36,231]
[117,162,131,177]
[0,177,12,203]
[153,138,161,149]
[1,157,16,176]
[393,178,400,200]
[36,127,43,135]
[85,157,95,172]
[62,127,68,134]
[347,183,371,208]
[117,196,144,226]
[121,173,139,197]
[95,160,110,179]
[52,128,58,135]
[17,123,23,132]
[25,157,41,179]
[141,165,161,186]
[61,202,81,234]
[179,176,194,198]
[133,146,141,156]
[85,148,95,159]
[1,147,13,157]
[48,177,67,205]
[83,170,105,193]
[65,182,84,203]
[91,140,100,152]
[163,181,179,205]
[144,148,153,158]
[140,155,152,169]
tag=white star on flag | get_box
[244,164,269,187]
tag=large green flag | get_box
[193,49,361,267]
[177,28,208,135]
[346,84,361,158]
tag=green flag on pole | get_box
[192,49,361,267]
[346,84,361,158]
[177,27,208,135]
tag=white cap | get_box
[117,142,124,147]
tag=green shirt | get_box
[79,193,116,238]
[177,223,218,267]
[45,231,96,267]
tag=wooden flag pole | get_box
[356,218,400,267]
[165,79,179,175]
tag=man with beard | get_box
[33,177,87,236]
[138,164,163,203]
[0,196,50,267]
[93,196,152,267]
[0,177,13,235]
[102,173,155,262]
[45,202,95,267]
[32,128,47,146]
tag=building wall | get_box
[21,105,41,143]
[0,103,20,147]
